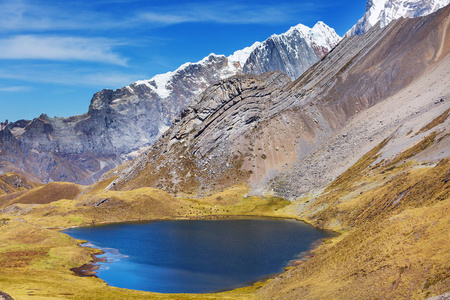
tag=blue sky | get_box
[0,0,366,122]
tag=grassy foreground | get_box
[0,132,449,299]
[0,183,292,299]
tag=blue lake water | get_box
[64,218,333,293]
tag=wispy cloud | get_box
[0,35,128,66]
[0,0,327,32]
[0,1,87,31]
[138,2,321,25]
[0,65,143,88]
[0,86,31,92]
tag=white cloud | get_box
[139,3,308,25]
[0,35,127,66]
[0,1,86,31]
[0,0,326,31]
[0,86,31,92]
[0,65,143,88]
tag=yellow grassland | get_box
[0,130,448,299]
[0,183,290,299]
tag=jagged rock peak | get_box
[132,53,245,100]
[346,0,450,36]
[277,21,341,50]
[228,42,262,67]
[243,21,341,80]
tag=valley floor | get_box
[0,149,449,299]
[1,18,449,299]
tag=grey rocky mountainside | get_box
[104,5,450,197]
[0,22,339,184]
[346,0,449,36]
[1,0,445,185]
[244,21,341,79]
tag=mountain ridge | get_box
[346,0,450,36]
[104,5,449,198]
[0,21,339,184]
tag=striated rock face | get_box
[0,20,339,184]
[243,22,341,79]
[105,71,291,193]
[346,0,449,36]
[0,54,244,184]
[105,5,450,196]
[168,72,291,157]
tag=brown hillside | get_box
[0,182,83,209]
[105,5,450,197]
[0,172,39,196]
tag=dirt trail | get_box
[436,13,450,60]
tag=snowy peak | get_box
[135,71,174,99]
[227,41,262,67]
[273,21,341,50]
[128,21,341,99]
[243,21,341,79]
[346,0,450,36]
[309,21,342,56]
[133,53,239,100]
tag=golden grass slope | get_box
[0,172,40,196]
[256,129,450,299]
[0,182,83,209]
[0,131,448,299]
[257,200,450,300]
[0,220,258,300]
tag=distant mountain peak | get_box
[346,0,450,36]
[133,53,235,100]
[243,21,341,79]
[227,41,262,67]
[126,21,341,100]
[273,21,341,49]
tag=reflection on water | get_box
[65,218,333,293]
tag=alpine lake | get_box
[64,217,334,293]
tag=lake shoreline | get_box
[52,213,335,233]
[66,216,336,294]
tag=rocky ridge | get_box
[105,5,450,197]
[243,21,341,79]
[346,0,450,36]
[0,21,339,184]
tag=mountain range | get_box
[0,21,340,184]
[1,0,447,185]
[104,4,449,198]
[0,0,449,299]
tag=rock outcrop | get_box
[243,22,340,79]
[0,291,13,300]
[346,0,449,36]
[105,5,450,197]
[0,21,339,184]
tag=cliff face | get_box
[0,22,339,184]
[0,55,240,184]
[243,22,341,79]
[346,0,450,36]
[106,6,450,196]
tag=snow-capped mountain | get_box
[0,21,339,184]
[132,21,340,97]
[243,21,341,79]
[346,0,450,36]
